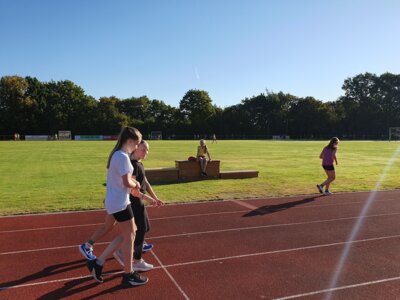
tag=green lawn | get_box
[0,140,399,215]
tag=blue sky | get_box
[1,0,399,107]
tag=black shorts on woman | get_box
[113,205,134,222]
[322,165,334,171]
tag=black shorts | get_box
[322,165,335,171]
[113,205,134,222]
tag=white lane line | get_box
[148,211,400,240]
[273,276,400,299]
[2,197,399,234]
[159,233,400,269]
[1,190,398,219]
[0,223,103,234]
[2,233,400,292]
[0,275,93,291]
[150,249,190,300]
[2,211,400,256]
[0,210,249,234]
[232,200,258,210]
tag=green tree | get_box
[179,89,216,133]
[0,76,35,134]
[96,96,129,134]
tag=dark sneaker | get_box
[316,184,323,194]
[79,243,96,260]
[142,243,153,253]
[87,259,103,283]
[121,271,149,286]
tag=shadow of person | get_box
[0,259,86,290]
[37,273,127,300]
[79,277,141,300]
[242,195,323,217]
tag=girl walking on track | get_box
[113,140,163,271]
[317,137,339,195]
[86,127,149,286]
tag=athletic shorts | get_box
[322,165,335,171]
[113,205,134,222]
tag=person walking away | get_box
[317,137,339,195]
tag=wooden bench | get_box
[145,167,178,183]
[219,170,259,179]
[175,160,220,179]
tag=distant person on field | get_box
[84,126,149,286]
[317,137,339,195]
[197,139,211,176]
[212,133,217,144]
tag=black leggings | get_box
[130,198,150,260]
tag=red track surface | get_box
[1,190,400,299]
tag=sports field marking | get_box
[150,249,190,300]
[232,199,258,209]
[2,234,400,292]
[0,274,93,291]
[273,276,400,299]
[2,197,399,234]
[1,190,398,218]
[2,211,400,256]
[157,233,400,269]
[147,211,400,240]
[0,210,250,234]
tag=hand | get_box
[130,188,141,197]
[155,198,164,207]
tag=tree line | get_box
[0,72,399,139]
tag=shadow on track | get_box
[242,195,324,217]
[36,273,135,300]
[0,259,86,291]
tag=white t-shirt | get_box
[104,150,133,214]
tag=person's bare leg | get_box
[90,214,116,242]
[322,170,335,190]
[203,159,208,174]
[119,219,136,273]
[96,235,123,265]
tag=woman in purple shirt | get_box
[317,137,339,195]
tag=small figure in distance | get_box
[212,133,217,144]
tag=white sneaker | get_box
[133,259,153,272]
[113,249,124,267]
[324,190,332,195]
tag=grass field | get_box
[0,140,399,215]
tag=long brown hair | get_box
[107,127,142,168]
[326,137,339,149]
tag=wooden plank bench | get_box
[175,160,220,179]
[145,167,178,183]
[219,170,259,179]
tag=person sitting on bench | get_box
[197,139,211,176]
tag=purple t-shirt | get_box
[322,147,336,166]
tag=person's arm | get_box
[207,149,211,161]
[122,174,140,190]
[130,187,160,207]
[333,150,338,165]
[144,177,164,206]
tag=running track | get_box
[1,190,400,299]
